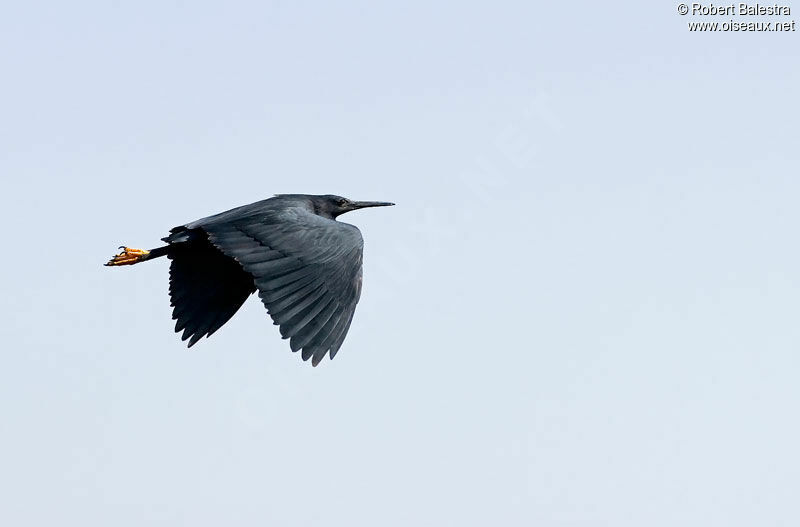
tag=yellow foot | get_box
[105,246,150,266]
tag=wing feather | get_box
[271,285,327,324]
[168,238,256,347]
[198,206,365,365]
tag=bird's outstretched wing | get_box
[197,207,364,366]
[168,238,257,347]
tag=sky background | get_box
[2,1,799,525]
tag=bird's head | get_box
[313,195,395,219]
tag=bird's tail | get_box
[104,245,169,266]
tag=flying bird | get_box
[105,194,394,366]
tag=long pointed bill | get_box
[350,200,395,210]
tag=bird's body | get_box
[105,194,394,366]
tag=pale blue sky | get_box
[2,2,799,526]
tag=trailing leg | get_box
[105,245,169,266]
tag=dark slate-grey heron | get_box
[105,194,394,366]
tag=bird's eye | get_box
[338,198,348,206]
